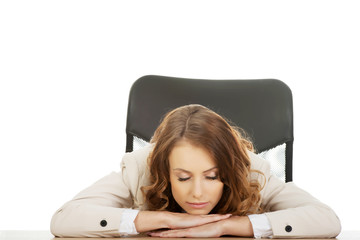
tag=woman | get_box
[50,104,341,238]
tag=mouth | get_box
[186,202,210,209]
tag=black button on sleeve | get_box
[100,220,107,227]
[285,225,292,232]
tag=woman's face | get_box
[169,140,224,215]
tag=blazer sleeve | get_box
[251,152,342,238]
[50,153,138,237]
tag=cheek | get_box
[211,182,224,201]
[170,177,186,201]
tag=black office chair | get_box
[125,75,294,182]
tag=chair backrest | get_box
[125,75,294,182]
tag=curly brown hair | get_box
[141,104,264,215]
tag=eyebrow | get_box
[172,166,218,173]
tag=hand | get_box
[147,215,254,238]
[166,211,232,230]
[148,220,225,238]
[134,211,231,233]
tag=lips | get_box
[186,202,210,209]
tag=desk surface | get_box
[0,231,359,240]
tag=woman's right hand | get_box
[165,211,232,229]
[134,211,232,233]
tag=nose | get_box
[192,179,203,199]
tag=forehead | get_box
[169,140,216,171]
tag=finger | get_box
[196,213,232,224]
[170,213,232,229]
[147,231,167,237]
[197,214,218,218]
[201,213,232,218]
[149,229,187,238]
[184,214,230,228]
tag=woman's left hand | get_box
[147,220,224,238]
[147,215,254,238]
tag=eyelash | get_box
[206,176,218,180]
[178,177,190,182]
[177,176,218,181]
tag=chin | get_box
[185,209,211,215]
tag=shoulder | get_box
[121,145,153,170]
[248,150,271,177]
[120,145,153,207]
[121,144,153,184]
[247,150,273,196]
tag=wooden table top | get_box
[0,230,359,240]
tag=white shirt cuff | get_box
[119,209,139,235]
[248,214,273,239]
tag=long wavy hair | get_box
[141,104,264,215]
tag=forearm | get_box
[51,203,126,237]
[134,211,169,232]
[221,216,254,237]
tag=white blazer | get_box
[50,145,341,238]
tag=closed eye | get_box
[178,177,190,182]
[206,176,218,180]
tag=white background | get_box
[1,0,359,232]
